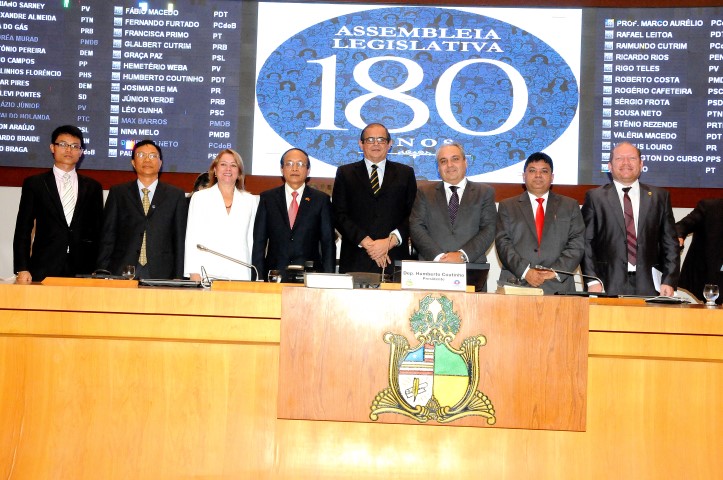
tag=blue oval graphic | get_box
[256,7,578,179]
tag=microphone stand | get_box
[534,265,606,293]
[197,244,262,282]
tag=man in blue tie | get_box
[409,142,497,291]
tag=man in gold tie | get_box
[332,123,417,274]
[97,140,188,279]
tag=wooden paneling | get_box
[278,289,588,430]
[1,283,722,479]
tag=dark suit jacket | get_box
[409,180,496,263]
[495,191,585,294]
[675,198,723,304]
[97,180,188,279]
[332,160,417,273]
[252,184,336,280]
[13,169,103,281]
[581,182,679,296]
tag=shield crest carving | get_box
[370,294,496,424]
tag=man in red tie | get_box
[252,148,336,281]
[581,142,679,296]
[495,152,585,294]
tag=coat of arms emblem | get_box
[370,294,496,424]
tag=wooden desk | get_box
[1,284,721,479]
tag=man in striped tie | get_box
[333,123,417,274]
[13,125,103,283]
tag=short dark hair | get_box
[280,147,311,168]
[51,125,85,149]
[359,123,391,142]
[132,139,163,161]
[524,152,553,172]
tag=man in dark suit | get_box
[409,142,496,291]
[332,123,417,274]
[13,125,103,283]
[495,152,585,294]
[582,142,679,296]
[97,140,188,279]
[675,198,723,304]
[252,148,336,281]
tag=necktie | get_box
[289,191,299,228]
[370,164,380,196]
[139,188,150,266]
[622,187,637,266]
[61,173,75,226]
[449,186,459,224]
[535,197,545,246]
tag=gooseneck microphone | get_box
[197,244,261,282]
[534,265,606,293]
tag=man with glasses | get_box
[97,139,188,279]
[332,123,417,275]
[495,152,585,294]
[252,148,335,281]
[582,142,679,296]
[13,124,103,283]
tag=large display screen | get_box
[0,1,721,188]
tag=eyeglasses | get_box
[283,161,307,168]
[53,142,83,151]
[362,137,390,144]
[135,152,160,160]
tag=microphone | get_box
[197,244,261,282]
[534,265,606,293]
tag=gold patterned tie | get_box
[138,188,150,266]
[370,164,380,196]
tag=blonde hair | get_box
[207,148,245,190]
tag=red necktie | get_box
[289,191,299,228]
[535,197,544,246]
[622,187,637,265]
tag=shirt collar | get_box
[137,178,159,193]
[53,165,77,180]
[364,158,386,171]
[285,183,305,197]
[612,179,640,194]
[443,177,467,191]
[527,190,550,203]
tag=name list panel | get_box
[592,8,723,188]
[0,0,241,172]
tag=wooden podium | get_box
[1,282,721,479]
[278,289,588,430]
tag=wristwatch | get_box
[459,251,468,263]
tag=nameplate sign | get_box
[400,260,466,291]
